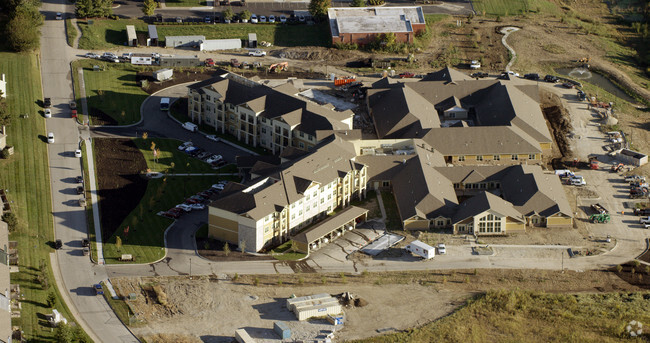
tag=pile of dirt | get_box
[274,47,362,62]
[94,139,148,240]
[610,262,650,289]
[541,90,573,158]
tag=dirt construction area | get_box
[113,268,645,343]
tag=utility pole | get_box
[189,257,192,279]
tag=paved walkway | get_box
[72,19,82,49]
[500,27,520,73]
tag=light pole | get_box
[189,257,192,279]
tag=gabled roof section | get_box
[368,86,440,139]
[500,165,572,217]
[420,67,473,82]
[452,192,524,223]
[293,176,315,194]
[422,126,541,156]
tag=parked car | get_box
[471,72,488,78]
[212,183,225,190]
[93,284,104,295]
[399,72,415,78]
[524,73,540,80]
[102,52,117,59]
[175,16,183,23]
[568,175,586,186]
[206,155,223,164]
[639,216,650,224]
[298,15,305,22]
[230,59,241,68]
[259,15,267,22]
[44,97,52,108]
[69,101,77,110]
[163,211,180,219]
[175,204,192,212]
[250,14,258,23]
[577,90,586,101]
[562,82,575,89]
[269,15,276,23]
[47,132,55,143]
[54,239,63,249]
[184,198,200,204]
[634,208,650,216]
[204,16,212,23]
[544,75,559,83]
[178,141,193,151]
[205,58,215,67]
[121,53,133,60]
[248,50,267,57]
[437,243,446,254]
[280,15,287,23]
[197,151,211,159]
[206,134,218,142]
[75,149,82,158]
[625,175,645,183]
[56,12,63,20]
[85,52,100,59]
[76,176,83,183]
[44,109,52,118]
[82,238,90,247]
[76,185,84,195]
[190,203,206,210]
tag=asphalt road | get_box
[40,1,139,342]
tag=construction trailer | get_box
[287,294,342,321]
[286,293,330,311]
[165,35,206,48]
[159,55,201,67]
[126,25,137,46]
[616,149,648,167]
[147,25,158,46]
[152,68,173,81]
[199,39,242,51]
[405,240,435,259]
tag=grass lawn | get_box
[65,19,78,48]
[270,240,307,261]
[133,138,215,174]
[380,191,401,230]
[77,19,329,50]
[165,0,207,7]
[73,59,148,125]
[471,0,529,16]
[0,52,90,341]
[354,290,650,343]
[102,175,217,263]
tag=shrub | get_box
[334,42,358,50]
[298,276,304,285]
[232,273,239,281]
[253,277,260,286]
[321,275,327,284]
[1,213,17,231]
[367,0,384,5]
[0,148,9,159]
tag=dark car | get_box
[44,98,52,108]
[524,73,540,80]
[163,211,180,219]
[471,72,489,78]
[562,82,575,89]
[76,185,84,194]
[544,75,558,83]
[82,238,90,247]
[76,176,83,183]
[577,90,586,101]
[69,101,77,110]
[54,239,63,249]
[93,284,104,295]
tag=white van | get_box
[182,122,198,132]
[569,175,586,186]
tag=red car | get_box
[399,72,415,78]
[71,109,77,118]
[205,58,215,67]
[163,211,180,219]
[184,198,200,204]
[562,82,575,89]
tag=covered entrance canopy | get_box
[292,206,368,253]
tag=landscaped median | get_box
[94,137,238,263]
[77,18,330,50]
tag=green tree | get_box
[1,213,17,231]
[6,4,43,52]
[75,0,93,18]
[47,291,57,308]
[239,9,251,21]
[350,0,365,7]
[308,0,330,20]
[54,323,73,343]
[223,242,230,256]
[76,0,113,18]
[0,93,9,127]
[223,7,234,21]
[142,0,156,16]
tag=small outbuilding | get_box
[247,33,257,48]
[126,25,137,46]
[147,25,158,46]
[153,68,173,82]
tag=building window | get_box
[299,142,304,148]
[382,181,390,187]
[206,95,211,101]
[493,155,500,160]
[261,118,266,123]
[308,135,314,141]
[511,155,518,160]
[437,220,444,226]
[458,156,465,162]
[477,213,502,233]
[476,155,483,161]
[299,210,302,215]
[299,132,304,137]
[261,127,266,134]
[327,194,332,200]
[529,154,536,160]
[320,198,324,204]
[291,214,295,220]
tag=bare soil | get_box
[196,238,274,262]
[116,268,645,342]
[94,138,148,240]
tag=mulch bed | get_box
[94,138,148,240]
[196,237,274,262]
[88,106,118,126]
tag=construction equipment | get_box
[591,203,608,214]
[611,163,624,173]
[589,213,610,223]
[630,188,648,199]
[268,62,288,73]
[589,157,599,170]
[334,76,356,87]
[578,57,590,63]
